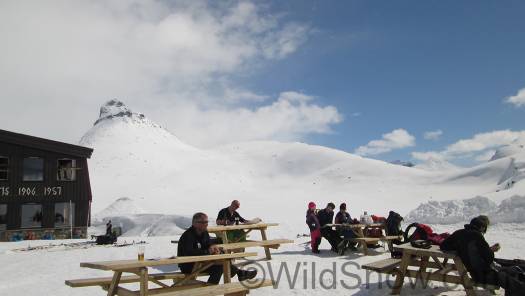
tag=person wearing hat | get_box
[439,216,524,294]
[306,202,321,253]
[335,203,358,254]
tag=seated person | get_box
[177,212,257,284]
[317,202,343,253]
[441,215,522,295]
[216,200,250,242]
[334,203,357,252]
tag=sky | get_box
[0,0,524,166]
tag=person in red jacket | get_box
[306,202,321,254]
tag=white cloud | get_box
[355,129,416,156]
[423,130,443,141]
[163,91,342,146]
[0,0,337,147]
[411,151,447,162]
[412,130,525,163]
[506,88,525,107]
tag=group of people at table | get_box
[306,201,378,254]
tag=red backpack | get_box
[404,223,450,245]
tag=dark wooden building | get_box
[0,129,93,241]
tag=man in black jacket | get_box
[177,212,256,284]
[317,202,343,253]
[440,216,523,295]
[441,216,499,283]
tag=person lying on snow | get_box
[178,212,257,284]
[440,215,524,296]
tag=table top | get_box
[394,243,458,259]
[207,223,279,232]
[80,252,258,271]
[325,223,384,228]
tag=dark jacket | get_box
[216,207,246,225]
[177,226,212,273]
[440,224,495,282]
[306,209,321,231]
[335,211,352,224]
[385,211,404,236]
[317,209,334,227]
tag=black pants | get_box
[181,263,240,284]
[474,267,524,296]
[320,228,342,250]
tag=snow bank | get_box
[92,197,191,236]
[406,195,525,224]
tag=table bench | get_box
[327,223,401,255]
[66,252,272,296]
[362,243,500,295]
[207,223,292,260]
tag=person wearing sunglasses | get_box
[177,212,257,284]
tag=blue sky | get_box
[1,0,524,166]
[242,0,525,164]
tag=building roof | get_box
[0,129,93,158]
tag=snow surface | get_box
[0,223,522,296]
[2,100,524,295]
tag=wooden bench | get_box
[152,280,273,296]
[65,272,207,288]
[362,258,402,273]
[362,244,500,295]
[208,223,292,260]
[67,252,271,296]
[215,239,294,252]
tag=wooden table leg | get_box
[223,259,232,283]
[221,231,229,243]
[260,228,272,260]
[453,257,476,296]
[392,251,411,295]
[418,256,430,287]
[139,267,148,296]
[106,271,122,296]
[362,241,369,256]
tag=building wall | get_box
[0,141,92,239]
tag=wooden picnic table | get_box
[207,223,292,260]
[363,243,499,296]
[326,223,398,255]
[72,252,267,296]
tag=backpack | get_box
[404,223,434,241]
[385,211,404,237]
[404,223,450,246]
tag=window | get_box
[23,157,44,181]
[57,159,77,181]
[0,157,7,181]
[55,202,75,227]
[0,204,6,231]
[21,203,42,228]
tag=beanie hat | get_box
[470,217,488,232]
[308,202,316,209]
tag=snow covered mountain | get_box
[81,100,525,235]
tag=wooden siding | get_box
[0,141,92,230]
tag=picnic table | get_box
[326,223,401,255]
[362,243,499,295]
[207,223,293,260]
[65,252,273,296]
